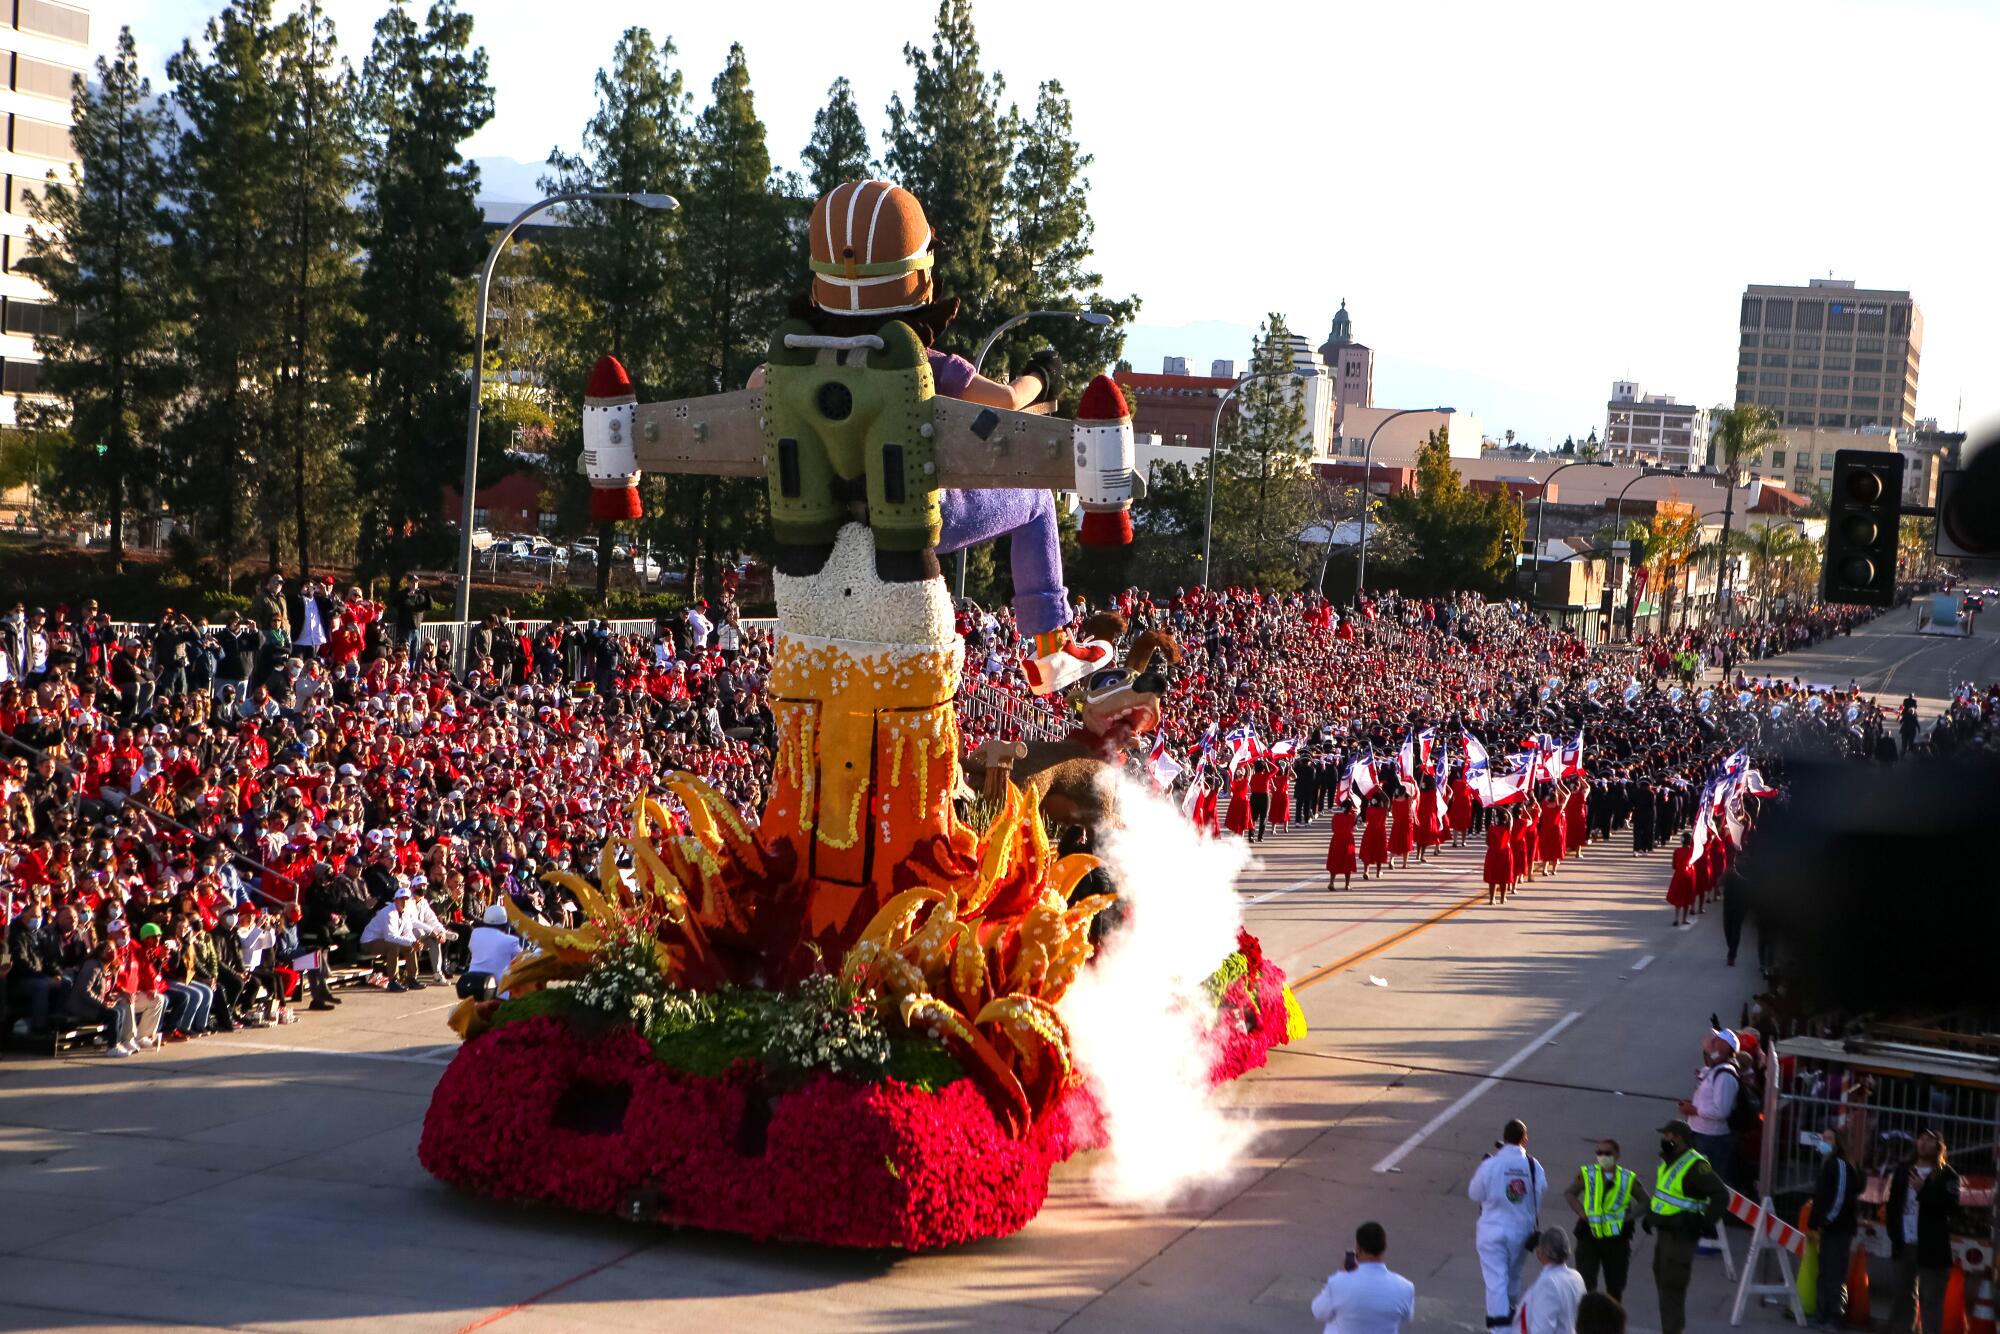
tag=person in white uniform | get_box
[1467,1119,1547,1327]
[1310,1220,1416,1333]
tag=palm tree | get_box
[1730,522,1812,619]
[1709,404,1784,621]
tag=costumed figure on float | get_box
[419,181,1301,1249]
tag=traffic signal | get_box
[1935,437,2000,560]
[1821,450,1904,606]
[1500,533,1516,563]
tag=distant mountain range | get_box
[472,155,549,206]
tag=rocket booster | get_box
[1073,375,1138,547]
[581,354,643,523]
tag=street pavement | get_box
[1727,600,2000,715]
[3,617,1984,1333]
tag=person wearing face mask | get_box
[1678,1029,1742,1183]
[1565,1138,1649,1302]
[1884,1129,1960,1334]
[1806,1127,1858,1330]
[1640,1119,1725,1334]
[6,890,66,1031]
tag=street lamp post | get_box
[1352,405,1452,602]
[970,308,1111,375]
[1199,367,1318,590]
[1606,466,1683,639]
[1680,507,1731,632]
[1528,459,1613,584]
[955,309,1113,598]
[452,190,679,662]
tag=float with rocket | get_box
[578,352,1144,543]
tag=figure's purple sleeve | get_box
[936,488,1071,637]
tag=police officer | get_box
[1468,1119,1547,1327]
[1641,1119,1725,1334]
[1564,1137,1649,1301]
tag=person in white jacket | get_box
[1520,1228,1587,1334]
[1469,1119,1547,1328]
[404,880,458,981]
[1310,1221,1415,1334]
[360,887,422,991]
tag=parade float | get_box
[419,181,1303,1249]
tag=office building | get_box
[0,0,85,425]
[1902,420,1962,509]
[1734,277,1920,432]
[1604,381,1707,470]
[1749,425,1899,496]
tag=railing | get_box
[955,674,1068,744]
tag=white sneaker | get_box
[108,1043,135,1058]
[1023,634,1113,697]
[136,1036,158,1050]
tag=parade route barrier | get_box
[1726,1189,1808,1327]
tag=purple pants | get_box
[936,488,1070,637]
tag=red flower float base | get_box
[419,938,1301,1250]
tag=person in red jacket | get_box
[1325,796,1358,891]
[1388,785,1416,868]
[1414,776,1442,861]
[106,918,165,1056]
[1565,779,1589,857]
[1223,768,1254,837]
[1270,760,1291,832]
[1513,795,1538,887]
[1667,833,1699,927]
[1538,785,1567,876]
[1360,791,1391,877]
[1448,770,1473,848]
[1484,807,1515,904]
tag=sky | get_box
[110,0,1999,448]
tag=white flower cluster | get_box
[572,929,707,1039]
[754,973,892,1084]
[773,522,954,647]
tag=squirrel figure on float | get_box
[748,179,1119,697]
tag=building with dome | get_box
[1317,299,1374,438]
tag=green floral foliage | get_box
[487,975,961,1092]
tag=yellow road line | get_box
[1290,890,1488,992]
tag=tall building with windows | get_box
[1734,278,1920,433]
[1604,381,1707,469]
[0,0,87,425]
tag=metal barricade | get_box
[1760,1035,2000,1232]
[955,674,1068,744]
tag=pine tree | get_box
[19,28,179,568]
[541,27,691,597]
[882,0,1012,350]
[669,44,791,598]
[802,76,870,197]
[1375,429,1524,594]
[165,0,290,584]
[266,0,364,577]
[354,0,493,578]
[1207,314,1314,588]
[988,79,1137,402]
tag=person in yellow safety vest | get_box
[1564,1137,1651,1302]
[1640,1119,1726,1334]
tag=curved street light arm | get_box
[453,191,679,655]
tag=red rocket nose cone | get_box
[586,354,633,400]
[1076,375,1129,422]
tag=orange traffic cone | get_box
[1945,1266,1971,1334]
[1846,1244,1873,1329]
[1968,1275,1996,1334]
